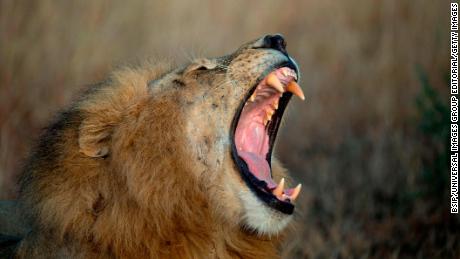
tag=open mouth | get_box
[231,65,305,215]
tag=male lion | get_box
[2,34,305,258]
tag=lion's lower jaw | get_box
[238,189,292,235]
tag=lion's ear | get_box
[78,115,114,158]
[184,58,217,74]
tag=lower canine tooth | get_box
[273,178,285,197]
[290,184,302,201]
[249,93,256,102]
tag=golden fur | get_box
[15,36,295,258]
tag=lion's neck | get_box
[89,183,281,258]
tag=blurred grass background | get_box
[0,0,456,258]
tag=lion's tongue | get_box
[237,151,276,189]
[234,104,277,189]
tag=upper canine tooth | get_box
[282,69,288,77]
[266,74,285,93]
[249,92,256,102]
[290,184,302,201]
[286,81,305,100]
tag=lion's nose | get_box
[261,34,287,53]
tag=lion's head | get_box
[177,34,304,235]
[18,34,304,258]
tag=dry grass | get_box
[0,0,455,258]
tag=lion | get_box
[1,34,305,258]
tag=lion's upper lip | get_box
[234,67,304,204]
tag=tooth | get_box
[287,70,298,80]
[267,108,274,116]
[266,74,285,93]
[290,184,302,201]
[282,194,289,201]
[282,69,288,77]
[249,92,256,102]
[265,112,272,124]
[273,178,285,197]
[286,81,305,100]
[274,100,279,109]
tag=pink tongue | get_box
[234,98,277,189]
[234,70,291,191]
[238,151,277,189]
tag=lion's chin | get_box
[239,189,292,235]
